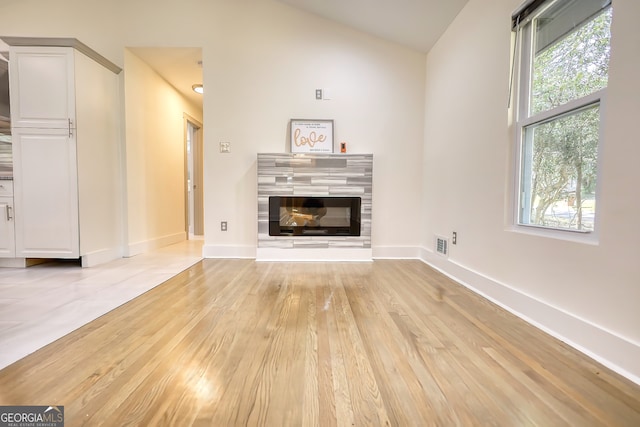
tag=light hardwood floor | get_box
[0,258,639,426]
[0,240,204,369]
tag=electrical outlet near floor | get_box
[221,221,227,231]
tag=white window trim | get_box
[510,2,608,243]
[520,90,604,129]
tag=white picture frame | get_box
[290,119,334,153]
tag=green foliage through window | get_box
[518,3,611,232]
[531,8,612,115]
[523,105,599,230]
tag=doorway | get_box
[185,115,203,237]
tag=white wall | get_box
[203,1,426,258]
[75,50,122,265]
[422,0,640,382]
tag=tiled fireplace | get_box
[257,153,373,261]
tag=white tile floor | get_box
[0,239,204,370]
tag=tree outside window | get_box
[517,1,612,232]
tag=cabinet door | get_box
[12,128,79,258]
[9,47,75,130]
[0,197,15,257]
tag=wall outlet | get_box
[452,231,457,245]
[220,142,230,153]
[315,89,322,100]
[221,221,227,231]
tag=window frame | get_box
[512,0,610,239]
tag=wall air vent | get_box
[435,235,448,256]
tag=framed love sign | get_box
[290,119,334,153]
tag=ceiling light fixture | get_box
[192,84,203,94]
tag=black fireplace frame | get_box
[269,196,361,236]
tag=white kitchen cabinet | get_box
[11,127,79,257]
[9,48,75,130]
[0,181,15,257]
[5,39,122,266]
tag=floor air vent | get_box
[435,236,448,256]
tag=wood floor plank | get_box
[322,269,356,427]
[328,265,392,426]
[311,282,337,427]
[0,259,639,426]
[342,266,436,424]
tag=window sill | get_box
[506,224,599,245]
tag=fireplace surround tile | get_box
[257,153,372,260]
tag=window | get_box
[513,0,612,232]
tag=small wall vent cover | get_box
[435,236,448,256]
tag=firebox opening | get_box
[269,196,361,236]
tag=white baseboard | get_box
[126,232,186,257]
[0,258,27,268]
[203,245,256,259]
[81,247,123,267]
[256,247,372,262]
[418,246,640,386]
[373,246,421,259]
[207,245,408,261]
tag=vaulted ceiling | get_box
[131,1,470,110]
[274,0,469,53]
